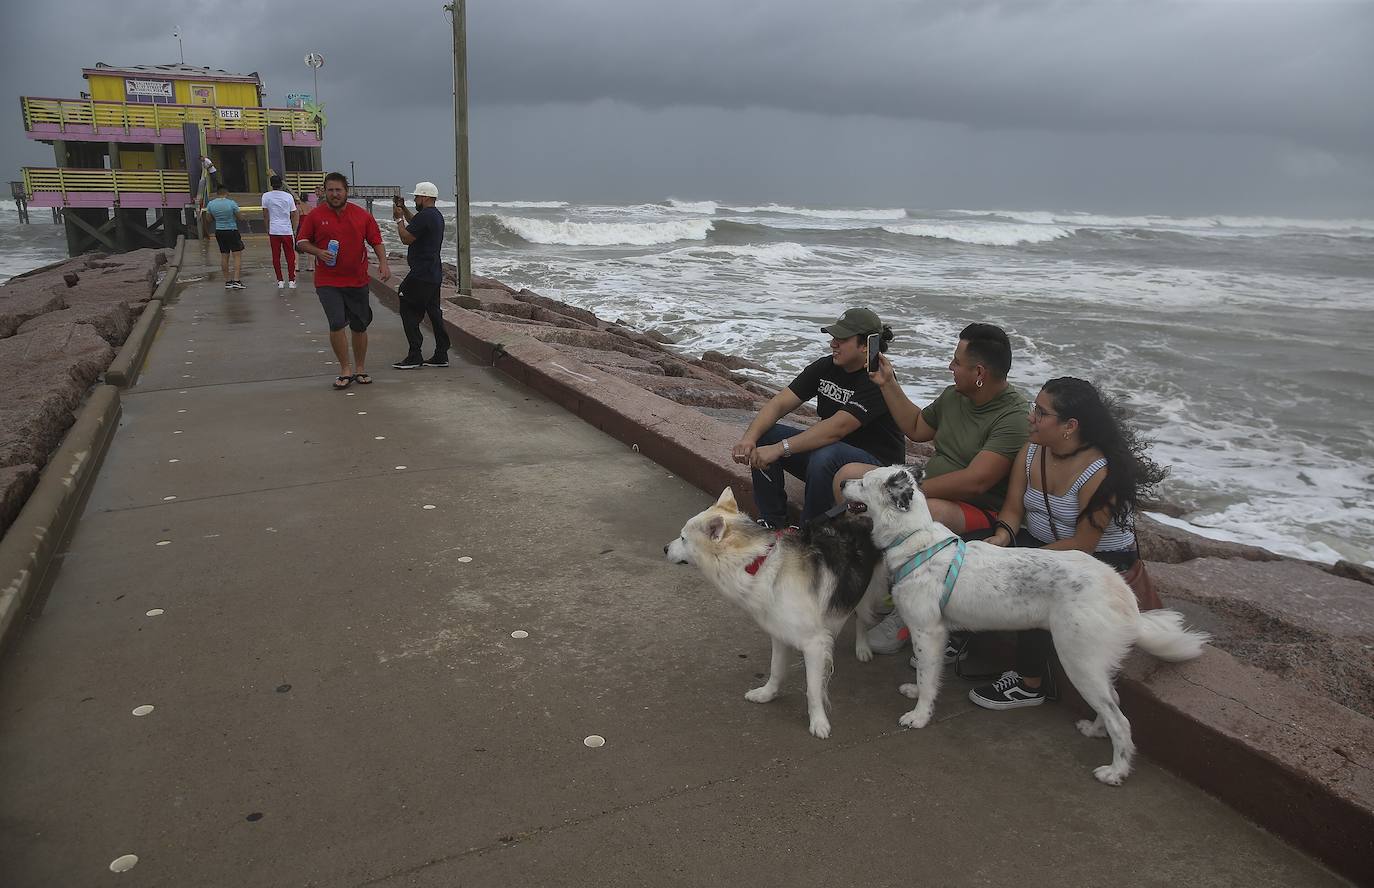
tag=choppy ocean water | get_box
[5,197,1371,566]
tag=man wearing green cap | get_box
[731,308,904,527]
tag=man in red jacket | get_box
[296,172,392,389]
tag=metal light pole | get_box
[173,26,184,64]
[448,1,472,295]
[305,52,324,105]
[350,160,355,185]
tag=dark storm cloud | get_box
[461,0,1374,151]
[1,0,1371,213]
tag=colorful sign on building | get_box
[125,78,174,104]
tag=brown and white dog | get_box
[664,488,886,738]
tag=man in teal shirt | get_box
[202,185,246,289]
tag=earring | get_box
[976,379,984,388]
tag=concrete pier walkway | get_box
[0,245,1348,887]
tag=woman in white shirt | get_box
[970,377,1167,710]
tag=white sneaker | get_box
[288,280,297,289]
[277,280,285,290]
[865,610,910,654]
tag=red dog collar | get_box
[745,528,795,575]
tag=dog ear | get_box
[706,515,726,541]
[908,465,926,487]
[714,487,738,513]
[883,467,916,512]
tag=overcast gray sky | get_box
[3,0,1372,215]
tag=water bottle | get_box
[324,239,339,267]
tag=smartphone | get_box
[866,333,881,373]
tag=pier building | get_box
[17,62,327,255]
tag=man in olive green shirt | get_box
[835,322,1028,532]
[833,323,1029,656]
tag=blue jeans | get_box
[751,423,884,526]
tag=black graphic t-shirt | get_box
[787,356,904,464]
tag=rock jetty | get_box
[0,249,166,534]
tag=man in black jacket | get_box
[391,181,451,369]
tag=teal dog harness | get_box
[886,533,967,614]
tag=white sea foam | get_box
[883,221,1073,246]
[726,204,908,221]
[630,242,821,266]
[470,200,569,208]
[494,215,713,246]
[664,198,719,214]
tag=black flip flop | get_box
[333,375,353,390]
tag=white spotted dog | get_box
[664,488,888,739]
[842,465,1210,785]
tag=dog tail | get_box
[1135,609,1210,662]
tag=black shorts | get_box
[398,275,441,305]
[214,229,244,254]
[316,286,373,332]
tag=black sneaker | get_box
[391,356,423,370]
[969,671,1046,710]
[230,280,246,289]
[423,356,449,367]
[944,631,971,665]
[908,632,970,670]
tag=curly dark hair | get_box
[1041,377,1168,532]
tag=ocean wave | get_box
[1213,214,1374,233]
[664,198,719,214]
[492,215,713,246]
[882,221,1072,246]
[470,200,569,209]
[951,208,1374,237]
[726,204,908,221]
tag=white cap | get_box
[412,181,439,198]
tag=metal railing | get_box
[23,167,190,201]
[21,96,322,138]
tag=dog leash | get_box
[886,533,966,614]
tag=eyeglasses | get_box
[1030,404,1059,421]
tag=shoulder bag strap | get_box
[1040,448,1061,541]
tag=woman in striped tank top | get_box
[969,377,1168,710]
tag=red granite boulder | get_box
[0,324,114,470]
[19,302,135,346]
[0,278,68,338]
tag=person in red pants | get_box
[261,175,299,291]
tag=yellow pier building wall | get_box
[87,74,262,108]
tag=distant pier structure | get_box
[16,61,327,256]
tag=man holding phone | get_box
[731,308,903,528]
[391,182,450,369]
